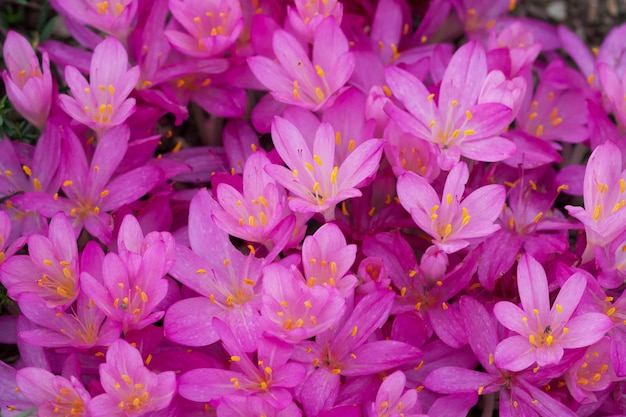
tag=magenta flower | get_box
[300,223,357,296]
[385,41,521,170]
[487,21,541,77]
[366,370,421,417]
[178,320,306,411]
[59,37,139,137]
[15,367,91,417]
[50,0,138,39]
[164,188,264,351]
[566,140,626,248]
[17,289,121,349]
[165,0,243,58]
[564,337,616,403]
[89,339,176,417]
[287,0,343,42]
[425,295,580,417]
[599,61,626,130]
[292,290,422,416]
[515,62,588,144]
[265,117,383,221]
[363,231,480,348]
[2,31,53,130]
[212,151,292,247]
[0,213,79,308]
[248,18,355,111]
[261,263,345,343]
[80,215,174,332]
[397,162,505,253]
[493,254,613,371]
[16,124,164,245]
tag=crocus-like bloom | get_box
[564,337,616,403]
[261,263,345,343]
[15,367,91,417]
[50,0,138,39]
[300,223,357,296]
[292,290,422,416]
[367,370,422,417]
[0,213,79,308]
[425,295,580,417]
[212,151,292,247]
[265,117,383,220]
[397,162,505,253]
[599,61,626,130]
[486,21,541,78]
[89,339,176,417]
[16,125,164,245]
[59,37,139,137]
[566,141,626,248]
[165,0,244,58]
[248,18,355,111]
[385,41,521,170]
[179,320,306,411]
[515,62,588,144]
[17,290,121,348]
[164,188,264,351]
[287,0,343,42]
[493,254,613,371]
[80,215,174,332]
[2,31,53,130]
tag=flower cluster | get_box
[1,0,626,416]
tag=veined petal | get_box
[89,124,130,194]
[559,313,614,348]
[336,139,384,189]
[271,117,314,172]
[517,254,550,315]
[385,66,433,127]
[100,166,163,212]
[549,272,586,326]
[90,37,129,87]
[493,301,530,335]
[439,41,487,109]
[425,367,500,394]
[163,297,221,346]
[397,171,440,231]
[494,335,536,372]
[342,340,422,376]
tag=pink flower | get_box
[50,0,138,39]
[0,213,79,308]
[2,31,53,130]
[89,339,176,417]
[566,141,626,247]
[178,320,306,411]
[212,151,291,247]
[18,289,121,349]
[265,117,383,220]
[165,0,244,58]
[59,37,139,137]
[493,255,613,371]
[300,223,357,296]
[287,0,343,42]
[261,263,346,343]
[367,370,421,417]
[80,215,174,332]
[16,367,91,417]
[15,125,164,245]
[164,189,264,351]
[248,18,355,111]
[515,61,588,144]
[397,162,505,253]
[385,41,522,170]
